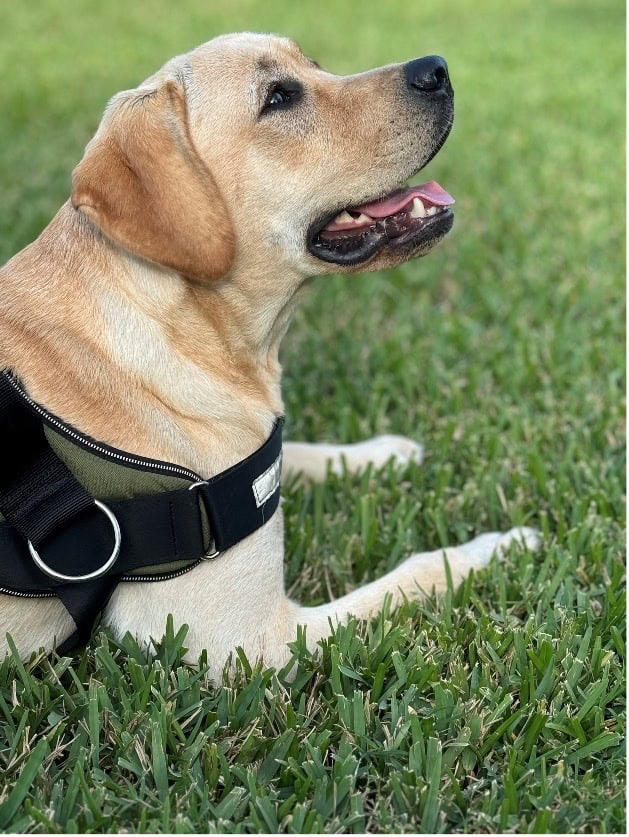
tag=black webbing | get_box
[0,375,94,547]
[199,423,283,552]
[55,578,119,653]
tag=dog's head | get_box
[72,33,454,284]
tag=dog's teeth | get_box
[334,210,354,224]
[354,213,372,225]
[410,197,426,218]
[426,206,438,216]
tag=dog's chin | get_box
[358,209,454,271]
[307,207,454,271]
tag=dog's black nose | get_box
[405,56,451,94]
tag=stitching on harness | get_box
[168,499,179,559]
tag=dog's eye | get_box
[262,82,302,114]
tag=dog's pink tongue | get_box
[356,180,455,218]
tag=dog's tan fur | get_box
[0,33,538,677]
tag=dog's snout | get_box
[405,55,451,94]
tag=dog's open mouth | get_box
[308,180,454,266]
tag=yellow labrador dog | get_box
[0,33,538,676]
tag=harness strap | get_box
[0,486,211,590]
[0,375,94,547]
[0,372,283,652]
[56,579,119,653]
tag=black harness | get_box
[0,371,283,653]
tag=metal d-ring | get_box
[188,480,220,560]
[28,500,121,583]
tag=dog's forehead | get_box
[188,32,311,77]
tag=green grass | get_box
[0,0,625,832]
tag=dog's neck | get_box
[0,204,303,477]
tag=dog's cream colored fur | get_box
[0,33,539,677]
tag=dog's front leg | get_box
[283,436,423,482]
[276,527,541,660]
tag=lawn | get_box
[0,0,625,832]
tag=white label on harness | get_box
[252,452,282,508]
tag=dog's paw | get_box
[496,526,542,555]
[456,526,542,568]
[343,434,424,472]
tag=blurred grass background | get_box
[0,0,625,832]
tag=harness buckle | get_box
[28,500,121,583]
[188,481,220,560]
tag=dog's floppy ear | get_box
[72,79,235,282]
